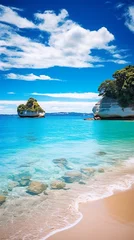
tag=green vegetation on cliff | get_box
[98,65,134,107]
[17,98,45,114]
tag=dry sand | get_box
[48,187,134,240]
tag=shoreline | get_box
[0,159,134,240]
[45,185,134,240]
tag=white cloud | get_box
[114,59,129,64]
[0,5,128,70]
[115,2,125,9]
[113,53,122,58]
[0,5,35,28]
[0,100,97,113]
[6,73,60,81]
[31,92,100,100]
[7,92,15,94]
[35,9,68,32]
[125,6,134,33]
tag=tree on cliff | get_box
[17,98,45,114]
[98,65,134,107]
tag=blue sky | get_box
[0,0,134,113]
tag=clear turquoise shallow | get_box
[0,115,134,193]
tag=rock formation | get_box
[93,65,134,120]
[27,181,48,195]
[81,167,95,176]
[93,97,134,119]
[63,171,82,183]
[17,98,45,118]
[0,195,6,205]
[50,180,66,189]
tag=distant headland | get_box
[17,98,45,118]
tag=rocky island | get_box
[17,98,45,118]
[93,65,134,119]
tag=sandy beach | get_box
[49,187,134,240]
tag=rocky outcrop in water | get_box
[0,195,6,205]
[19,175,31,187]
[81,167,95,176]
[63,171,82,183]
[93,97,134,119]
[98,168,105,173]
[8,181,18,191]
[17,98,45,118]
[50,180,66,189]
[27,181,48,195]
[53,158,72,170]
[53,158,68,168]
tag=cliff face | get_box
[92,97,134,119]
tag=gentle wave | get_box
[42,158,134,240]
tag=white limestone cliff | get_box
[92,97,134,119]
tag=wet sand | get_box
[49,187,134,240]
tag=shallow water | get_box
[0,115,134,239]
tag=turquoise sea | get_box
[0,115,134,239]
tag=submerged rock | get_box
[53,158,68,168]
[11,173,31,183]
[63,171,82,183]
[96,151,107,156]
[19,175,31,187]
[19,179,30,187]
[50,180,66,189]
[21,175,31,180]
[0,195,6,205]
[98,168,105,173]
[27,181,48,195]
[79,180,86,185]
[8,181,18,191]
[81,167,95,176]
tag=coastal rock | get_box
[53,158,70,169]
[50,180,66,189]
[19,175,31,186]
[0,195,6,205]
[17,98,45,118]
[81,167,95,176]
[79,180,86,185]
[27,181,48,195]
[19,179,30,187]
[8,181,18,191]
[63,171,82,183]
[84,118,94,121]
[98,168,105,173]
[92,97,134,119]
[94,116,101,120]
[21,175,31,180]
[11,173,31,182]
[96,151,107,156]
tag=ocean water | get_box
[0,115,134,239]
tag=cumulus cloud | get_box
[125,5,134,33]
[0,5,128,70]
[0,5,35,28]
[0,100,96,113]
[6,73,60,81]
[31,92,100,100]
[35,9,68,32]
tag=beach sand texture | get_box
[49,188,134,240]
